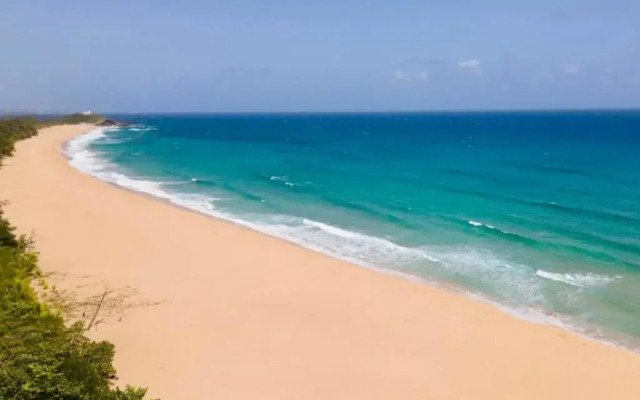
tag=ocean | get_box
[65,111,640,347]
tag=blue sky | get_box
[1,0,639,112]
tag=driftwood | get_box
[86,290,108,331]
[37,274,162,330]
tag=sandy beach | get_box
[1,124,640,399]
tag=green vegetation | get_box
[42,113,107,126]
[0,116,155,400]
[0,114,106,164]
[0,118,38,164]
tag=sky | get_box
[1,0,639,113]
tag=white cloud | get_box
[457,59,481,74]
[393,70,407,80]
[392,70,428,82]
[457,59,480,69]
[563,64,581,75]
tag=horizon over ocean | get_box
[65,110,640,349]
[12,106,640,118]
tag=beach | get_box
[1,124,640,399]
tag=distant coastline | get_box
[47,107,640,117]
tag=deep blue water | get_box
[66,111,640,345]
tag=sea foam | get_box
[536,270,620,288]
[65,128,220,212]
[468,220,496,229]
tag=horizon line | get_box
[3,106,640,116]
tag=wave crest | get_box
[536,270,620,288]
[468,220,495,229]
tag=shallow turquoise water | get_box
[65,111,640,345]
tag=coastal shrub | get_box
[0,203,19,248]
[0,117,155,400]
[0,115,104,159]
[39,113,106,127]
[0,118,38,162]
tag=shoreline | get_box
[2,124,640,399]
[64,126,639,354]
[64,129,574,336]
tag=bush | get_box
[0,118,38,162]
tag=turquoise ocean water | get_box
[65,111,640,347]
